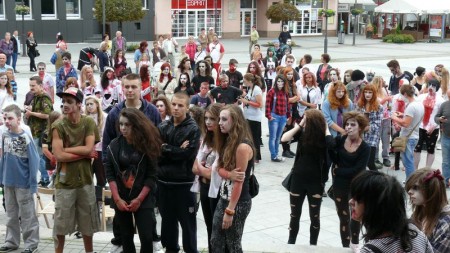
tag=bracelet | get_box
[224,208,235,216]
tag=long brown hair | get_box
[283,67,297,97]
[405,168,449,237]
[85,96,105,134]
[0,72,13,97]
[302,109,326,148]
[118,108,162,160]
[215,105,255,170]
[357,84,380,112]
[152,95,172,117]
[328,81,350,110]
[440,67,449,95]
[202,103,223,149]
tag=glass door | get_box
[240,10,256,36]
[187,11,196,36]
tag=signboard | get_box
[338,3,350,12]
[430,15,443,38]
[172,0,222,9]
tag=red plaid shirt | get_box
[265,88,290,120]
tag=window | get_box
[42,0,56,19]
[15,0,32,19]
[142,0,147,10]
[0,0,4,19]
[66,0,80,19]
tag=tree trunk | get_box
[118,21,123,32]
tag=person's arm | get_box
[428,219,450,253]
[435,103,447,125]
[281,123,301,142]
[220,143,253,230]
[161,127,201,161]
[391,114,413,128]
[50,53,57,65]
[323,101,346,135]
[218,45,225,63]
[52,128,94,162]
[265,90,274,120]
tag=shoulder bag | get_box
[392,116,423,153]
[249,164,259,198]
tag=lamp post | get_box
[102,0,106,36]
[324,0,329,53]
[352,0,357,46]
[214,0,218,33]
[21,0,27,57]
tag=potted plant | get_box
[372,25,379,39]
[15,4,30,15]
[351,9,364,16]
[319,9,335,18]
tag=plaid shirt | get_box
[265,88,290,120]
[357,105,383,147]
[430,208,450,253]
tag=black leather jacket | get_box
[157,114,200,183]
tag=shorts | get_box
[53,184,100,239]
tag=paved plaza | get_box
[0,35,448,252]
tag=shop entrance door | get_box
[240,10,256,36]
[186,10,207,37]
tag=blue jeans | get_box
[268,113,287,159]
[12,52,18,71]
[442,135,450,185]
[6,54,11,66]
[401,138,418,179]
[33,137,49,182]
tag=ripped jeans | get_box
[288,183,324,245]
[333,186,360,247]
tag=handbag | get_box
[392,116,422,152]
[249,165,259,198]
[281,171,292,191]
[35,50,40,57]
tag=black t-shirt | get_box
[118,138,142,189]
[210,86,243,104]
[192,75,215,93]
[174,86,195,96]
[389,71,413,95]
[225,70,244,89]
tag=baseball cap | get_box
[57,87,84,103]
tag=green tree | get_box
[265,1,301,31]
[94,0,146,31]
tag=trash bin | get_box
[338,32,345,44]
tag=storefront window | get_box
[289,0,322,35]
[42,0,56,19]
[294,0,310,7]
[0,0,4,19]
[66,0,80,19]
[15,0,32,19]
[171,0,222,38]
[142,0,147,9]
[241,0,255,8]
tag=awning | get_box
[375,0,450,14]
[339,0,376,5]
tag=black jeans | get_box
[288,183,323,245]
[200,180,220,253]
[333,186,360,247]
[115,207,154,253]
[367,146,378,171]
[247,120,261,160]
[28,52,36,71]
[92,151,106,187]
[158,182,198,253]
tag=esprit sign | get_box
[188,0,206,8]
[172,0,222,9]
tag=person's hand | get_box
[180,140,189,149]
[87,150,98,159]
[50,156,57,167]
[339,129,347,136]
[310,104,317,109]
[229,168,245,182]
[25,109,32,118]
[269,117,274,121]
[222,213,233,230]
[115,199,129,212]
[127,198,141,212]
[439,116,448,123]
[299,115,306,127]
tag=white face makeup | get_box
[345,118,360,137]
[286,71,294,80]
[204,111,218,132]
[85,99,98,114]
[277,79,285,90]
[119,116,132,139]
[330,70,338,82]
[364,90,373,101]
[335,88,345,99]
[345,73,351,83]
[219,110,233,134]
[408,184,425,206]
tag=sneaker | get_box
[375,160,383,167]
[282,151,294,158]
[153,241,163,252]
[383,159,391,167]
[21,247,37,253]
[0,245,16,252]
[350,243,360,253]
[271,156,285,162]
[288,150,296,156]
[108,245,123,253]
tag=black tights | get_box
[367,146,378,171]
[333,187,360,247]
[288,183,323,245]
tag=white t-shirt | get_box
[400,100,424,139]
[243,85,263,122]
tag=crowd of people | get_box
[0,27,448,253]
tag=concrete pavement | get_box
[1,35,448,252]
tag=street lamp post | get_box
[102,0,106,36]
[324,0,329,53]
[21,0,27,57]
[352,0,357,46]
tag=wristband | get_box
[225,208,235,216]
